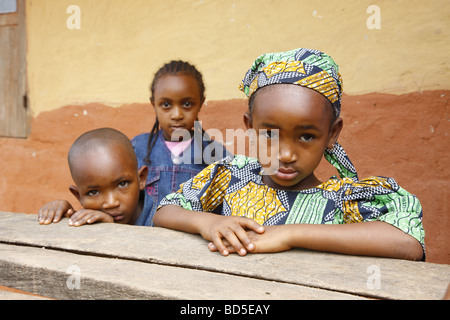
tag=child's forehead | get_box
[257,83,326,98]
[84,141,132,157]
[156,73,194,84]
[71,151,137,187]
[152,75,204,105]
[71,143,136,173]
[253,84,331,116]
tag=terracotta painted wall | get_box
[0,0,449,264]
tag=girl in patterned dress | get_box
[154,49,424,261]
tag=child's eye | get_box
[86,190,99,197]
[161,102,171,108]
[299,134,314,142]
[261,129,279,139]
[183,101,192,108]
[118,181,129,188]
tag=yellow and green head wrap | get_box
[240,48,343,117]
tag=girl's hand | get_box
[154,205,265,256]
[208,225,292,254]
[198,214,265,256]
[38,200,75,225]
[68,209,114,226]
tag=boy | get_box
[153,48,425,261]
[38,128,148,226]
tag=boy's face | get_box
[152,74,204,141]
[69,143,147,224]
[244,84,342,191]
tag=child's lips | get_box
[109,213,124,222]
[275,168,299,180]
[170,125,186,131]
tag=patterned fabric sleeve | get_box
[329,176,425,251]
[371,186,425,249]
[158,159,230,213]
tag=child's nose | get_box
[277,142,297,163]
[170,106,184,120]
[102,192,120,209]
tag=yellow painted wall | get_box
[27,0,450,115]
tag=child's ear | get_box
[327,117,343,149]
[138,165,148,190]
[69,185,81,201]
[243,112,252,130]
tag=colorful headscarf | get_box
[239,48,343,117]
[239,48,358,180]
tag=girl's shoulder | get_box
[206,154,258,166]
[226,154,261,168]
[204,154,262,178]
[131,132,164,153]
[131,132,151,145]
[131,132,163,163]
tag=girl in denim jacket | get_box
[132,61,230,226]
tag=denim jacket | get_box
[131,130,230,226]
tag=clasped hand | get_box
[198,214,292,256]
[38,200,113,226]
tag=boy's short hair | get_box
[68,128,137,175]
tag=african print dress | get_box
[159,154,425,251]
[159,48,425,255]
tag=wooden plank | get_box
[0,0,28,138]
[0,24,17,137]
[0,290,50,300]
[0,243,363,300]
[0,12,18,27]
[0,285,51,300]
[1,211,449,299]
[15,0,28,137]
